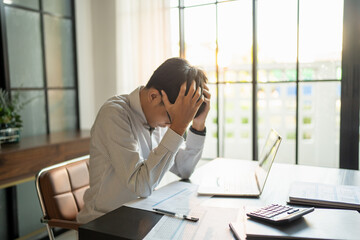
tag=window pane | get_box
[170,7,179,57]
[11,90,46,137]
[221,83,253,160]
[218,0,252,83]
[299,0,343,80]
[48,90,77,132]
[257,0,297,82]
[3,0,39,10]
[44,15,75,87]
[184,0,215,7]
[257,83,296,164]
[298,82,341,167]
[202,84,217,159]
[43,0,71,17]
[17,181,43,236]
[169,0,178,8]
[184,5,216,82]
[5,7,43,88]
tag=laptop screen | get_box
[255,129,282,192]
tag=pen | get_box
[153,208,199,222]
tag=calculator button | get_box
[247,204,314,225]
[287,209,299,214]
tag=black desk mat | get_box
[79,206,162,240]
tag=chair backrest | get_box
[36,155,90,225]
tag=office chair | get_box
[35,155,90,240]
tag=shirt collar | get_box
[128,86,151,129]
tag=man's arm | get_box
[170,129,205,179]
[93,105,184,198]
[167,83,211,179]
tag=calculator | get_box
[246,204,314,225]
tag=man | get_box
[77,57,211,223]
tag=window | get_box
[1,0,78,137]
[171,0,345,168]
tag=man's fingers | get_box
[203,83,209,91]
[193,86,202,103]
[178,82,187,98]
[195,95,205,108]
[186,80,197,97]
[202,88,211,99]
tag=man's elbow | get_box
[138,191,151,198]
[179,170,194,180]
[135,184,153,198]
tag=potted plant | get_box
[0,89,25,143]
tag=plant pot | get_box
[0,127,21,144]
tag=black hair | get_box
[145,57,208,117]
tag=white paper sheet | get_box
[124,181,211,213]
[144,206,242,240]
[289,181,360,206]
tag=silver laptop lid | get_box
[255,129,282,193]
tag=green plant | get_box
[0,89,26,129]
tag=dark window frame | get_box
[339,0,360,170]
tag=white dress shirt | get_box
[77,87,205,223]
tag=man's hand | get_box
[162,81,204,135]
[192,83,211,131]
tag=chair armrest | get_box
[47,219,81,230]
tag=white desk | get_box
[79,159,360,239]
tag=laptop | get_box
[197,128,282,197]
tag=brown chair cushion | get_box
[39,158,90,221]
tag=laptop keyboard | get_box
[220,173,257,192]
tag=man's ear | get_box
[148,88,162,105]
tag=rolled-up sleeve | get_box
[170,130,206,179]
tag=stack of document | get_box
[230,207,360,240]
[288,181,360,210]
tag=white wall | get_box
[75,0,118,130]
[75,0,174,130]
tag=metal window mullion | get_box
[71,0,80,130]
[215,2,221,157]
[0,2,10,90]
[295,0,300,165]
[340,0,360,170]
[252,0,258,161]
[39,0,50,134]
[2,3,38,13]
[42,11,71,20]
[2,3,71,20]
[179,0,185,58]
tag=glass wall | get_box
[172,0,344,167]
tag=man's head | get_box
[145,57,208,118]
